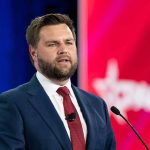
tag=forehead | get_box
[39,24,74,39]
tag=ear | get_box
[29,45,37,62]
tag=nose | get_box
[57,43,68,55]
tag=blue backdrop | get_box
[0,0,77,92]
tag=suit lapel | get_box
[72,86,98,150]
[26,76,72,150]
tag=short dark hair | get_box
[26,13,76,48]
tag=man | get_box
[0,13,116,150]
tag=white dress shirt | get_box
[36,71,87,140]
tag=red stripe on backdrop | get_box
[79,0,150,149]
[78,0,88,89]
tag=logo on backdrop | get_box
[93,59,150,123]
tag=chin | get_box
[58,66,71,72]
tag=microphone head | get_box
[110,106,120,115]
[66,113,76,122]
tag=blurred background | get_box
[0,0,150,149]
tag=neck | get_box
[49,78,69,86]
[41,72,69,86]
[37,70,70,86]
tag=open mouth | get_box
[58,59,69,62]
[57,56,70,63]
[57,58,71,66]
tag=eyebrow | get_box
[65,38,74,41]
[45,38,75,44]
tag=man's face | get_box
[32,24,77,82]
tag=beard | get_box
[37,56,77,81]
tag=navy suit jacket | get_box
[0,75,116,150]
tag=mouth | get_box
[57,56,71,63]
[56,58,71,67]
[58,59,69,62]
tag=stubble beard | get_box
[37,56,77,81]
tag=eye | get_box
[47,43,57,47]
[66,41,73,45]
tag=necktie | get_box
[57,86,85,150]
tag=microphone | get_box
[66,112,76,122]
[111,106,149,150]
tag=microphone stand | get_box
[119,113,149,150]
[111,106,149,150]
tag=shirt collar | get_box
[36,71,73,96]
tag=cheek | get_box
[72,51,78,63]
[38,50,56,62]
